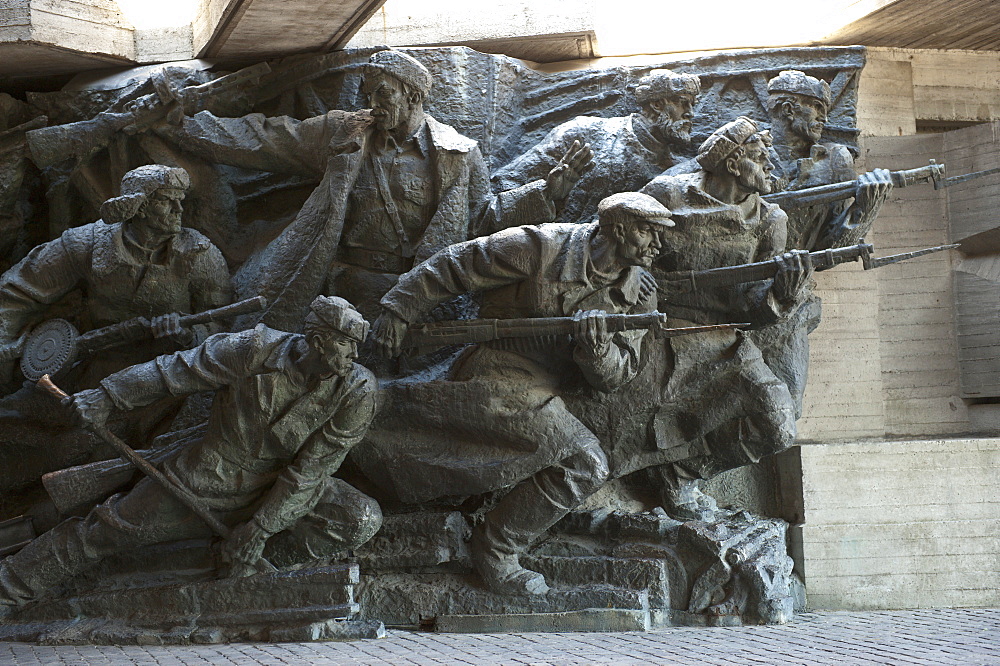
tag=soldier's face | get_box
[364,73,414,131]
[789,97,827,143]
[615,219,667,268]
[310,331,358,377]
[732,140,774,194]
[140,187,185,235]
[648,93,696,147]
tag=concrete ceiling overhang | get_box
[0,0,387,83]
[199,0,387,60]
[817,0,1000,51]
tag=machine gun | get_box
[656,242,958,293]
[403,313,749,355]
[5,296,266,381]
[763,160,1000,210]
[25,62,271,170]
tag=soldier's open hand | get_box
[574,309,611,355]
[545,140,594,203]
[371,309,409,358]
[771,250,814,303]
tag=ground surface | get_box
[2,608,998,665]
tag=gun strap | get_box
[371,151,413,257]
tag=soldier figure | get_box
[364,192,672,595]
[0,165,231,489]
[0,296,381,613]
[159,49,590,328]
[766,69,893,250]
[640,117,813,515]
[494,69,700,226]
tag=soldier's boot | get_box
[0,514,115,610]
[470,448,609,596]
[653,464,719,522]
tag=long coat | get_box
[172,109,554,330]
[354,222,656,504]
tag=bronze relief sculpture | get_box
[0,46,959,641]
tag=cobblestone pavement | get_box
[1,608,998,665]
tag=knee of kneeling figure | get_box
[348,495,383,549]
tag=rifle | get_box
[764,159,1000,210]
[25,62,271,170]
[657,242,958,292]
[763,160,946,209]
[403,313,750,355]
[11,296,266,381]
[0,116,48,156]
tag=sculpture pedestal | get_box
[355,509,802,632]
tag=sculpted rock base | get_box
[354,508,800,631]
[0,557,384,644]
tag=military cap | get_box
[696,116,769,172]
[306,295,370,343]
[597,192,675,227]
[366,49,433,96]
[635,69,702,105]
[766,70,832,108]
[100,165,190,225]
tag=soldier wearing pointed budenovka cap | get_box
[495,68,701,227]
[765,69,893,251]
[356,192,671,596]
[0,296,382,612]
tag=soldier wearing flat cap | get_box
[766,69,893,251]
[158,49,590,331]
[355,192,671,595]
[0,164,231,491]
[0,296,382,611]
[495,68,700,226]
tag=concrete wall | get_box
[795,47,1000,611]
[798,438,1000,610]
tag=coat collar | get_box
[92,222,209,277]
[555,222,649,307]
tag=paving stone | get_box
[1,608,999,665]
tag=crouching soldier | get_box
[0,296,381,613]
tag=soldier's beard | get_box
[652,116,692,150]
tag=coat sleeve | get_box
[380,226,545,323]
[573,281,656,392]
[0,226,92,343]
[252,372,379,536]
[468,145,556,237]
[100,326,284,410]
[492,120,584,192]
[185,238,234,343]
[161,111,336,177]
